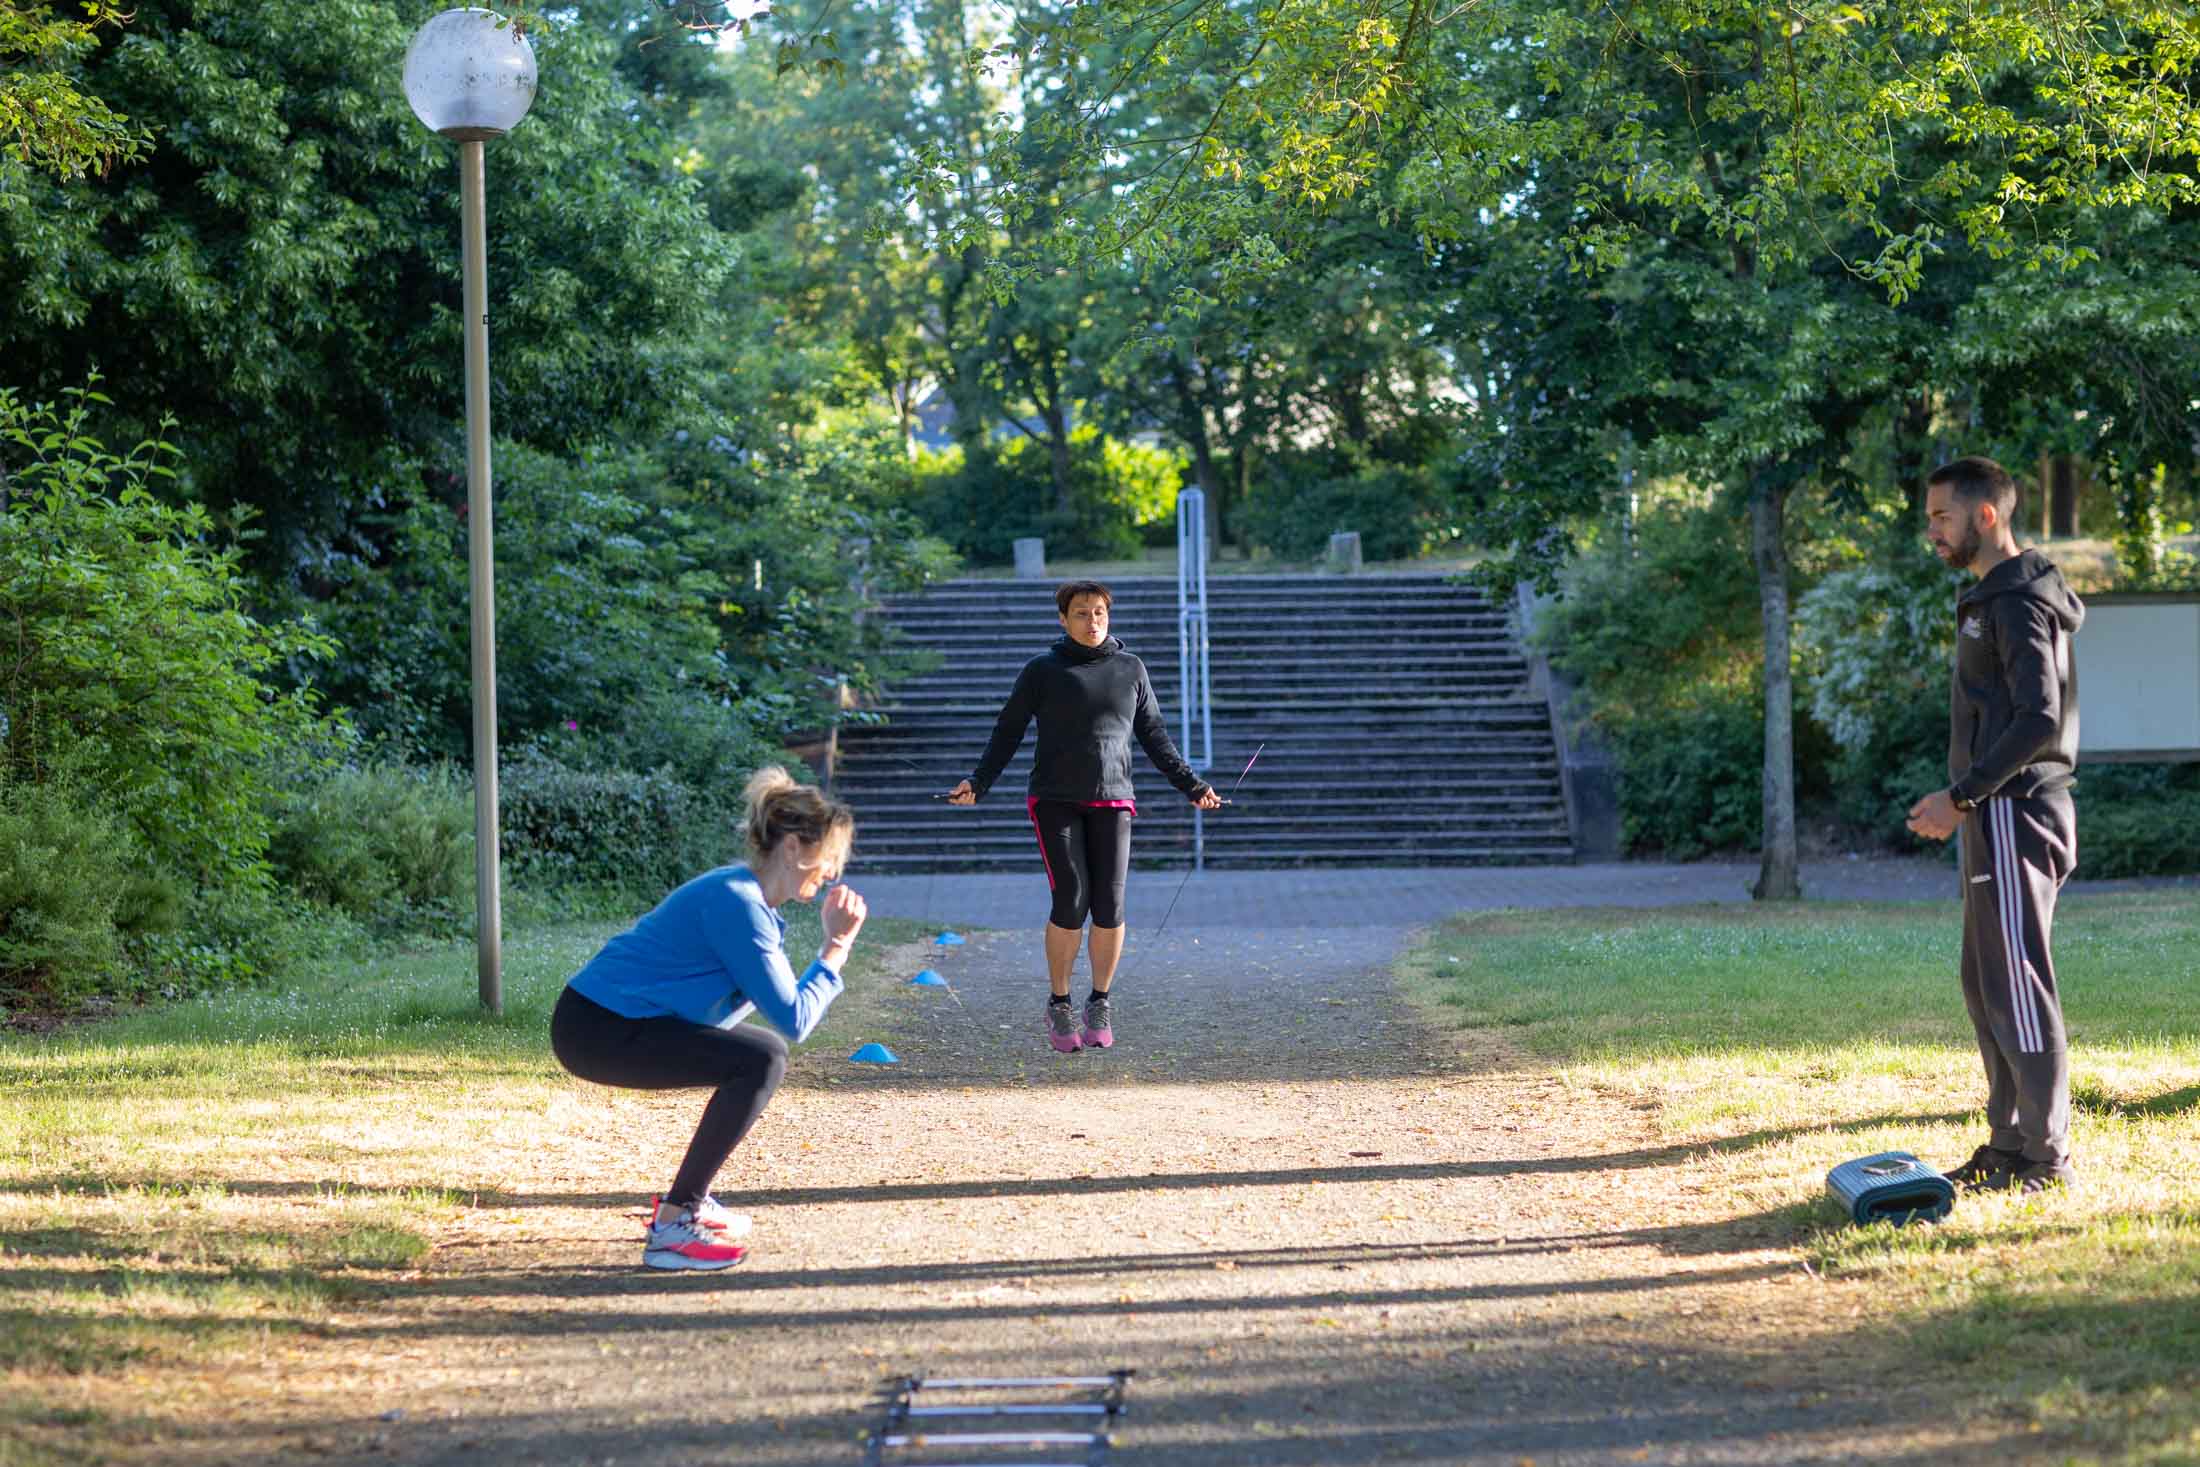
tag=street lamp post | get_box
[401,9,537,1014]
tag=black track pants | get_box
[1028,799,1132,929]
[1958,791,2076,1165]
[550,986,789,1206]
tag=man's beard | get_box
[1937,515,1982,568]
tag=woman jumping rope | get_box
[551,767,865,1270]
[948,580,1220,1053]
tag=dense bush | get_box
[495,688,787,906]
[547,687,790,798]
[0,778,137,1001]
[499,749,740,901]
[311,442,729,763]
[1237,462,1448,562]
[267,762,475,935]
[0,772,348,1007]
[0,383,337,889]
[313,421,952,764]
[1603,698,1767,859]
[912,427,1185,564]
[2073,764,2200,877]
[129,885,358,1001]
[2078,793,2200,878]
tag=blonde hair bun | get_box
[743,765,855,876]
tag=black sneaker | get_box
[2016,1158,2077,1195]
[1945,1144,2023,1190]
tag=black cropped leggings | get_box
[1029,799,1132,929]
[550,986,788,1208]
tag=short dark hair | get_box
[1928,455,2018,516]
[1055,579,1113,616]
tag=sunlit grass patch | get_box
[0,1177,445,1374]
[1400,892,2200,1465]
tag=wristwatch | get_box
[1948,790,1977,813]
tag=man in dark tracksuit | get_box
[1907,455,2085,1194]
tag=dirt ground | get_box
[111,923,2049,1467]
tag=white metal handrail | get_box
[1176,489,1213,870]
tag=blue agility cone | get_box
[848,1042,899,1064]
[908,970,948,987]
[934,931,965,946]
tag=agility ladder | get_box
[861,1370,1135,1467]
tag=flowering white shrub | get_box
[1795,557,1961,756]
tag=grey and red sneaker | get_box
[654,1193,753,1239]
[643,1206,748,1271]
[1080,993,1114,1049]
[1046,997,1082,1053]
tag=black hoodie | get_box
[969,635,1211,805]
[1948,548,2086,805]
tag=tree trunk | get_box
[1750,473,1802,901]
[1038,353,1072,515]
[1336,376,1374,449]
[1171,361,1222,560]
[1894,388,1933,518]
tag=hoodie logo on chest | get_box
[1961,615,1984,640]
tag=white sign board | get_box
[2075,594,2200,761]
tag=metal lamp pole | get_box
[402,8,537,1013]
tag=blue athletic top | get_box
[566,864,844,1041]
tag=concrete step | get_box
[840,798,1566,818]
[841,734,1560,759]
[886,617,1515,639]
[844,846,1577,871]
[892,647,1526,667]
[889,574,1490,595]
[876,694,1535,714]
[831,776,1566,800]
[889,658,1531,678]
[850,823,1575,847]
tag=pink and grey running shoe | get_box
[653,1193,753,1238]
[1046,997,1082,1053]
[1080,993,1114,1049]
[643,1206,748,1271]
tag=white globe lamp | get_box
[402,8,537,140]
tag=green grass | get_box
[0,904,929,1458]
[1400,892,2200,1466]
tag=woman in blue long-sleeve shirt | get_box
[551,766,866,1271]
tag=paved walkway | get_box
[851,856,2188,929]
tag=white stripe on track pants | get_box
[1958,790,2076,1166]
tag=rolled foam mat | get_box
[1826,1150,1955,1226]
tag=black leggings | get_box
[1029,800,1132,930]
[550,986,788,1207]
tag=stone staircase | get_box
[829,575,1576,870]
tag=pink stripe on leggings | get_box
[1027,797,1057,890]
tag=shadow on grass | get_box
[2072,1079,2200,1119]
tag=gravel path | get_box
[159,887,2070,1467]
